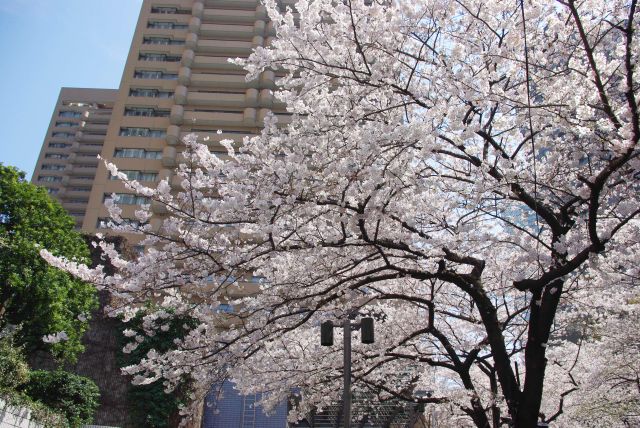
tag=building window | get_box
[69,187,91,192]
[38,176,62,183]
[55,121,76,127]
[129,88,174,98]
[119,127,166,138]
[124,108,170,117]
[150,6,190,14]
[147,21,188,29]
[47,188,60,194]
[48,143,70,148]
[52,132,74,138]
[97,217,144,229]
[138,53,181,62]
[104,193,150,205]
[147,21,173,29]
[110,170,158,182]
[45,153,69,159]
[134,70,178,80]
[214,304,234,314]
[114,148,162,159]
[142,37,184,45]
[76,176,93,180]
[41,164,66,171]
[58,111,82,118]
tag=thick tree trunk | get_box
[514,280,564,428]
[471,288,522,423]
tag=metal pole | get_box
[343,318,352,428]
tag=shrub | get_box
[0,332,30,390]
[21,370,100,427]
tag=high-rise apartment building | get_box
[82,0,293,235]
[31,87,117,228]
[31,2,295,425]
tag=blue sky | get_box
[0,0,143,179]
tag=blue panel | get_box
[202,380,288,428]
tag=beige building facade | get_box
[81,0,292,235]
[31,87,117,228]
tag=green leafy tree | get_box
[0,165,97,361]
[116,311,196,428]
[0,330,30,391]
[21,370,100,427]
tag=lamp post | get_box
[321,316,374,428]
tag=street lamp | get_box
[321,316,375,428]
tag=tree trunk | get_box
[515,280,564,428]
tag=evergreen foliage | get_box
[21,369,100,427]
[0,164,97,361]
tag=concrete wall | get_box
[0,398,43,428]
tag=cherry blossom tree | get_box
[43,0,639,426]
[543,291,640,426]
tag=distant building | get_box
[203,380,424,428]
[203,381,289,428]
[31,87,116,229]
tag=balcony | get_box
[186,89,256,107]
[79,122,108,133]
[67,152,99,165]
[60,189,92,199]
[181,87,283,108]
[204,0,260,8]
[264,111,294,126]
[199,23,258,39]
[202,7,260,24]
[189,72,259,89]
[61,201,89,212]
[62,176,95,186]
[183,110,244,126]
[183,108,256,126]
[174,132,252,152]
[191,55,244,71]
[71,141,103,154]
[83,110,112,124]
[52,125,80,134]
[75,132,105,143]
[64,165,97,177]
[195,39,255,56]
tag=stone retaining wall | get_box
[0,398,42,428]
